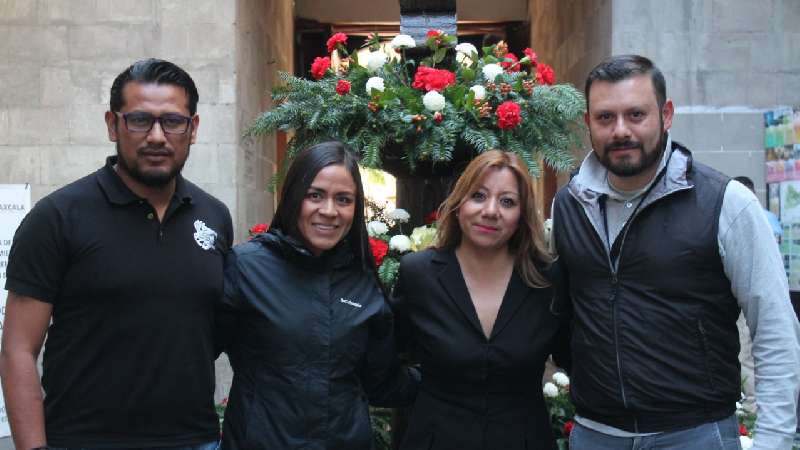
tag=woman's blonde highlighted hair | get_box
[435,150,553,288]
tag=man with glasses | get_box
[0,59,232,450]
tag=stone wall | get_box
[0,0,240,212]
[528,0,800,205]
[213,0,295,403]
[612,0,800,203]
[234,0,294,241]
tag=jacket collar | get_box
[96,155,194,206]
[568,134,694,207]
[563,135,695,251]
[255,228,354,269]
[431,248,532,340]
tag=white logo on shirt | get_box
[193,220,218,250]
[340,298,362,308]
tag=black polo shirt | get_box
[5,156,233,448]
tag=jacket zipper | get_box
[609,272,627,407]
[605,198,642,431]
[697,319,717,392]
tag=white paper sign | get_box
[0,184,31,437]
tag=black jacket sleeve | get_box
[215,248,244,357]
[360,300,420,407]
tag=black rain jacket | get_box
[219,230,418,450]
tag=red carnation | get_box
[424,210,439,225]
[433,111,443,123]
[739,423,748,436]
[496,100,522,130]
[369,237,389,267]
[326,32,348,53]
[412,66,456,92]
[563,420,574,436]
[249,223,269,235]
[335,79,351,95]
[501,53,520,72]
[426,29,444,38]
[536,63,555,85]
[523,48,538,66]
[310,56,330,80]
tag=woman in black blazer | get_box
[392,150,571,450]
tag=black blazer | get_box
[391,248,571,450]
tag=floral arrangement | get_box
[216,397,227,431]
[543,372,575,449]
[249,223,269,238]
[543,373,761,450]
[246,30,584,177]
[366,203,438,289]
[735,395,756,449]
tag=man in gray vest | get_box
[552,54,800,449]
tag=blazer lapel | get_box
[433,250,485,338]
[489,271,532,340]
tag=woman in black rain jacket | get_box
[219,141,418,450]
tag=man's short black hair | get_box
[109,59,199,115]
[585,54,667,110]
[733,176,755,192]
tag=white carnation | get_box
[366,51,387,72]
[455,42,478,65]
[389,235,412,252]
[543,382,559,398]
[367,220,389,237]
[542,218,553,247]
[365,76,385,94]
[552,372,570,387]
[482,63,503,82]
[739,436,753,449]
[390,34,416,49]
[387,208,411,223]
[470,85,486,100]
[422,91,446,112]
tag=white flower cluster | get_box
[454,42,478,65]
[543,372,569,398]
[552,371,569,387]
[423,91,446,112]
[386,208,410,223]
[389,235,412,252]
[367,220,389,237]
[542,218,553,248]
[470,85,486,101]
[481,63,503,82]
[543,382,559,398]
[390,34,416,49]
[365,76,385,94]
[366,51,387,72]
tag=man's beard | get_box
[599,133,665,178]
[595,110,667,178]
[115,142,188,187]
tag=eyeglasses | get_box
[116,111,192,134]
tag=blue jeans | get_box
[50,440,219,450]
[569,415,742,450]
